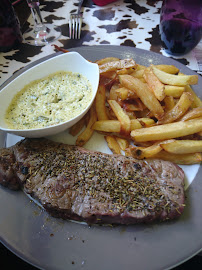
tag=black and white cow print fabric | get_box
[0,0,200,85]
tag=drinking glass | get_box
[0,0,23,52]
[159,0,202,56]
[23,0,61,46]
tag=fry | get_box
[158,92,194,124]
[92,119,142,133]
[185,85,202,108]
[124,111,136,119]
[143,68,165,101]
[69,116,86,136]
[96,57,119,65]
[116,67,134,75]
[101,71,117,79]
[154,64,179,74]
[151,65,198,86]
[122,100,144,112]
[122,102,140,112]
[99,71,117,87]
[181,107,202,121]
[131,119,143,130]
[108,100,131,135]
[161,140,202,154]
[115,87,137,100]
[164,96,175,111]
[99,59,137,74]
[136,64,146,71]
[119,75,164,119]
[76,104,97,146]
[129,144,162,159]
[131,69,144,79]
[138,118,155,127]
[131,119,202,142]
[105,135,121,154]
[149,151,202,165]
[93,120,121,133]
[115,87,129,100]
[95,85,108,120]
[109,83,119,100]
[164,85,185,98]
[116,137,129,151]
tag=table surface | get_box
[0,0,202,269]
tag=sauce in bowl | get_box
[5,71,92,130]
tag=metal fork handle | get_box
[77,0,84,15]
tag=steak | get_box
[0,138,185,224]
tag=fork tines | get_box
[69,14,82,39]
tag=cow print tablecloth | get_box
[0,0,201,86]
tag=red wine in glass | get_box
[159,0,202,56]
[0,0,23,52]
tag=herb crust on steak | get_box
[0,138,185,224]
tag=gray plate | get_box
[0,46,202,270]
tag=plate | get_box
[0,46,202,270]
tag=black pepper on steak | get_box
[0,138,185,224]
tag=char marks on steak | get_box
[0,139,185,224]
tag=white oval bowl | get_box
[0,52,99,138]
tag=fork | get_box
[69,0,84,39]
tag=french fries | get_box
[143,68,165,101]
[151,65,198,86]
[185,85,202,108]
[181,107,202,121]
[164,96,175,111]
[161,140,202,154]
[164,85,185,98]
[158,92,194,124]
[93,120,122,133]
[69,115,86,136]
[96,57,119,65]
[105,135,121,154]
[116,137,129,151]
[131,119,202,142]
[93,119,142,133]
[95,85,108,120]
[149,151,202,165]
[99,59,136,74]
[76,104,97,147]
[108,100,131,135]
[131,69,145,79]
[115,87,138,100]
[154,64,179,74]
[119,75,164,120]
[129,144,162,159]
[69,54,202,164]
[138,118,155,127]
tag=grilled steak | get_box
[0,138,185,224]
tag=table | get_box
[0,0,202,269]
[0,0,201,85]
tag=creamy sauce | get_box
[5,71,92,129]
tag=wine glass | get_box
[23,0,61,46]
[159,0,202,56]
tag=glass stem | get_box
[27,1,45,31]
